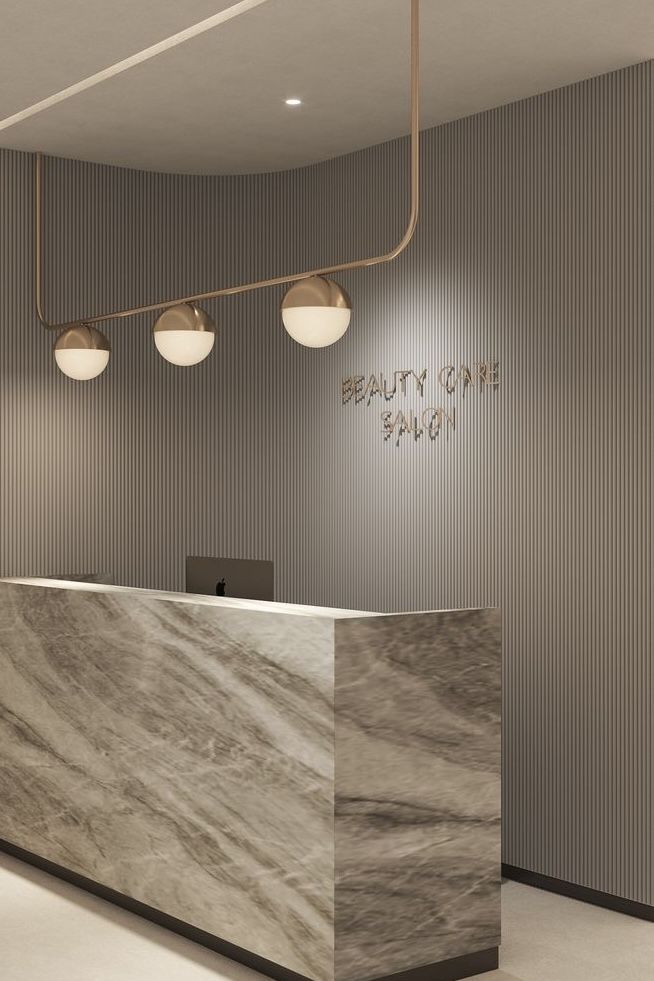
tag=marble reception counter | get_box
[0,579,501,981]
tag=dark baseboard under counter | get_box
[1,834,502,981]
[0,836,311,981]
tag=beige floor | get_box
[0,853,653,981]
[489,879,654,981]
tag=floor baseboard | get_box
[502,863,654,923]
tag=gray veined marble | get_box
[335,611,501,980]
[0,580,336,979]
[0,579,500,981]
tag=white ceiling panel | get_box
[0,0,653,174]
[0,0,241,117]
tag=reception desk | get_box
[0,578,501,981]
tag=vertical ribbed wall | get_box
[0,61,652,905]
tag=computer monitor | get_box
[185,556,274,602]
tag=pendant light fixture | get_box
[34,0,420,376]
[281,276,352,347]
[54,324,111,380]
[152,303,216,365]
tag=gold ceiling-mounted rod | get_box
[35,0,420,336]
[36,0,420,376]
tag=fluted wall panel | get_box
[1,61,652,905]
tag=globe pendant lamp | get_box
[33,1,421,364]
[152,303,216,366]
[54,324,110,380]
[281,276,352,348]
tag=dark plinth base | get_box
[503,863,654,923]
[0,837,308,981]
[375,947,499,981]
[0,836,498,981]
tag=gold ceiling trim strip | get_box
[1,1,271,135]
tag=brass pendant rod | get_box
[35,0,420,332]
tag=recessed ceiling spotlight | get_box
[285,98,302,106]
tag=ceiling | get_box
[0,0,653,174]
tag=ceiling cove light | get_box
[152,303,216,365]
[281,276,351,347]
[54,324,110,380]
[33,0,421,376]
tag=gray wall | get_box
[1,61,652,905]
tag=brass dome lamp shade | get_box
[281,276,352,347]
[54,324,110,380]
[152,303,216,365]
[34,0,420,375]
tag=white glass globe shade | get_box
[280,276,352,348]
[154,329,215,366]
[54,325,110,380]
[54,348,110,380]
[282,306,351,348]
[152,303,216,366]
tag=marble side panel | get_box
[334,609,501,981]
[0,581,335,981]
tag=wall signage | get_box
[341,361,500,444]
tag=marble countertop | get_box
[1,577,374,620]
[2,577,492,622]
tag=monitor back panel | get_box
[186,556,274,601]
